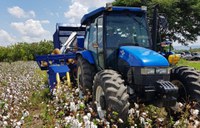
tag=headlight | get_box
[141,68,155,75]
[156,68,170,74]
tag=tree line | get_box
[0,40,53,62]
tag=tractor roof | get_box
[81,6,146,25]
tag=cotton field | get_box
[0,61,199,128]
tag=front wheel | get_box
[170,66,200,105]
[93,70,130,122]
[77,56,96,94]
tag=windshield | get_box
[106,12,150,48]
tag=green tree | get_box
[0,40,53,62]
[113,0,200,45]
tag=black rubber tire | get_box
[77,56,96,93]
[170,66,200,103]
[93,70,130,122]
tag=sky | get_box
[0,0,200,48]
[0,0,113,46]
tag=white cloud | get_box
[40,20,50,24]
[10,19,51,43]
[64,0,113,24]
[0,29,15,46]
[11,19,50,37]
[72,0,114,7]
[64,2,88,23]
[8,6,36,18]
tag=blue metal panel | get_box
[49,65,70,74]
[77,36,84,49]
[76,50,95,64]
[81,7,105,25]
[53,30,60,49]
[48,65,70,90]
[119,46,169,67]
[35,53,76,70]
[81,6,145,25]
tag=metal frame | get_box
[53,23,86,49]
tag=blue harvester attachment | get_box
[35,24,85,90]
[35,53,76,90]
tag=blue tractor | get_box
[36,4,200,122]
[76,5,200,121]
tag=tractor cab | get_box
[81,6,151,70]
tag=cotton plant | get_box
[1,61,200,127]
[0,61,42,127]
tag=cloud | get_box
[8,6,36,18]
[11,19,50,37]
[64,0,113,24]
[10,19,51,43]
[0,29,15,46]
[64,2,88,24]
[40,20,50,24]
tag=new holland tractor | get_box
[36,4,200,122]
[76,5,200,120]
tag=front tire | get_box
[93,70,130,122]
[170,66,200,105]
[77,56,96,94]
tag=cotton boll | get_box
[65,116,72,124]
[83,115,89,123]
[90,122,98,128]
[16,121,22,126]
[129,108,135,115]
[191,109,199,117]
[136,110,140,117]
[23,110,29,117]
[3,121,8,126]
[70,102,77,112]
[85,120,91,128]
[118,118,124,123]
[194,120,200,127]
[87,113,91,121]
[134,103,139,109]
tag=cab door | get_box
[96,16,104,69]
[85,16,104,70]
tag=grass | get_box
[177,59,200,70]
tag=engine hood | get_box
[119,46,169,67]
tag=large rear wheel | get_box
[93,70,130,122]
[170,66,200,106]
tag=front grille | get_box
[143,75,170,85]
[134,74,170,86]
